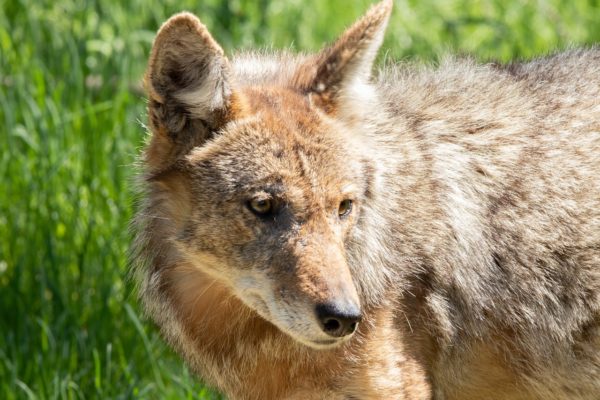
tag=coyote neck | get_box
[146,259,430,399]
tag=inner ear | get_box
[144,12,235,171]
[293,0,392,112]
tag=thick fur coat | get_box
[131,1,600,398]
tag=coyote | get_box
[131,0,600,398]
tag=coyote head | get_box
[142,0,392,349]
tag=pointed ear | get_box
[144,12,233,171]
[294,0,392,113]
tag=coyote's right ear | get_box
[144,13,233,171]
[293,0,391,115]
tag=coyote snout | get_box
[238,216,362,349]
[303,242,362,341]
[290,220,362,345]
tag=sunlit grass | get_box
[1,0,599,398]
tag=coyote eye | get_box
[248,198,273,216]
[338,199,353,218]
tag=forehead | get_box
[189,87,360,192]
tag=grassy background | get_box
[1,0,599,398]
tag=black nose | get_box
[315,302,362,338]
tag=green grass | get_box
[1,0,599,398]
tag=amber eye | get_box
[338,199,353,218]
[248,198,273,216]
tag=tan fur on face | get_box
[132,0,600,398]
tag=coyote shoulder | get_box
[132,1,600,398]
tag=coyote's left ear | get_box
[294,0,392,113]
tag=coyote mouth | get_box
[244,292,352,349]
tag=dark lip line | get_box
[311,339,338,345]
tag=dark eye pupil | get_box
[249,198,272,215]
[339,199,353,217]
